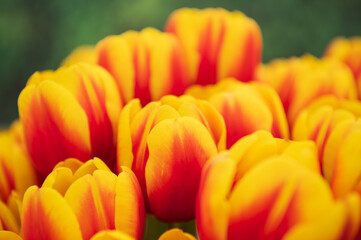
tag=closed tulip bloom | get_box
[61,45,97,67]
[186,78,289,148]
[197,148,360,240]
[293,96,361,166]
[18,63,122,175]
[324,37,361,98]
[0,121,38,202]
[117,95,226,222]
[158,229,196,240]
[292,97,361,237]
[256,55,357,125]
[97,28,189,105]
[22,159,145,240]
[165,8,262,85]
[42,157,112,196]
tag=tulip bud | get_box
[256,55,357,125]
[97,28,189,105]
[18,63,122,175]
[165,8,262,85]
[117,95,226,222]
[324,37,361,98]
[186,78,289,148]
[292,97,361,198]
[22,159,145,240]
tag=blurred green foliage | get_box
[1,0,361,126]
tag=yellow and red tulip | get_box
[324,37,361,98]
[21,159,145,240]
[61,45,97,67]
[117,95,226,222]
[196,145,360,240]
[18,63,122,175]
[292,97,361,199]
[42,157,111,196]
[0,121,38,202]
[97,28,189,106]
[165,8,262,85]
[186,78,289,148]
[256,54,357,125]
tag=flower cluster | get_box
[1,7,361,240]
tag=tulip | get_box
[97,28,189,106]
[0,121,38,202]
[324,37,361,98]
[18,63,122,175]
[256,55,357,125]
[292,97,361,198]
[186,78,289,148]
[22,159,145,240]
[196,146,360,240]
[42,157,112,196]
[117,95,226,222]
[165,8,262,85]
[158,229,196,240]
[61,45,97,67]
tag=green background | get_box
[1,0,361,127]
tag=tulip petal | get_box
[145,117,217,221]
[22,186,82,240]
[323,119,361,198]
[115,167,145,240]
[18,80,91,175]
[228,157,337,240]
[196,152,236,240]
[64,170,117,240]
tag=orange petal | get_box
[22,186,82,240]
[145,117,218,222]
[18,80,91,175]
[115,167,145,240]
[196,152,236,240]
[64,170,117,240]
[228,157,338,239]
[323,119,361,198]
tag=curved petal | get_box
[115,167,145,240]
[146,117,218,222]
[196,152,236,240]
[64,170,117,240]
[18,80,91,175]
[228,157,338,239]
[22,186,82,240]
